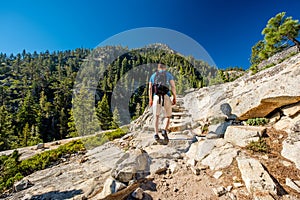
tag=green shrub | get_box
[81,134,108,150]
[246,138,270,153]
[81,128,128,149]
[261,63,275,70]
[103,128,128,141]
[0,150,21,192]
[250,64,258,75]
[246,118,269,126]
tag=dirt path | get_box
[129,127,300,200]
[136,158,251,200]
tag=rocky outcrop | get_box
[257,45,299,70]
[238,96,300,120]
[184,53,300,122]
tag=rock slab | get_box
[236,157,277,197]
[224,126,266,147]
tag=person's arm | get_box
[170,79,176,105]
[149,82,153,106]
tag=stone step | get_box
[169,122,191,132]
[175,99,184,105]
[172,112,191,117]
[172,107,188,112]
[170,118,190,123]
[168,134,196,141]
[172,104,185,108]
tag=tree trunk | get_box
[290,37,300,51]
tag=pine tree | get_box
[262,12,300,55]
[96,94,113,130]
[37,90,52,141]
[67,108,78,137]
[141,86,148,114]
[0,105,16,150]
[72,87,100,136]
[111,107,121,129]
[27,125,42,146]
[17,91,38,138]
[58,108,67,139]
[21,123,30,147]
[121,57,128,74]
[250,40,266,67]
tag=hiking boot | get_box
[161,130,169,143]
[154,134,160,141]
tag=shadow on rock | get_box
[207,103,239,139]
[140,180,157,192]
[29,189,82,200]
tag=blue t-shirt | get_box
[149,70,174,96]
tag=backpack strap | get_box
[154,71,166,106]
[158,94,165,106]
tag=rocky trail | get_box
[2,52,300,200]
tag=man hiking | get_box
[149,63,176,143]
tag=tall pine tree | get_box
[0,105,16,150]
[96,94,113,130]
[111,107,121,129]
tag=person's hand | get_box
[172,98,176,105]
[149,99,153,107]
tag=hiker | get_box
[149,63,177,142]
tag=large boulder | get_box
[95,177,126,199]
[224,126,266,147]
[282,101,300,117]
[185,139,215,161]
[143,143,181,175]
[201,142,239,170]
[274,114,300,132]
[111,149,151,183]
[238,96,300,120]
[13,179,33,192]
[183,53,300,122]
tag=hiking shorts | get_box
[153,94,172,117]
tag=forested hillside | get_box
[0,44,219,151]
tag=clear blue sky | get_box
[1,0,300,69]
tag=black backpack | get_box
[153,71,169,106]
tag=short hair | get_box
[158,63,166,69]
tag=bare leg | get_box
[154,115,159,134]
[163,116,171,131]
